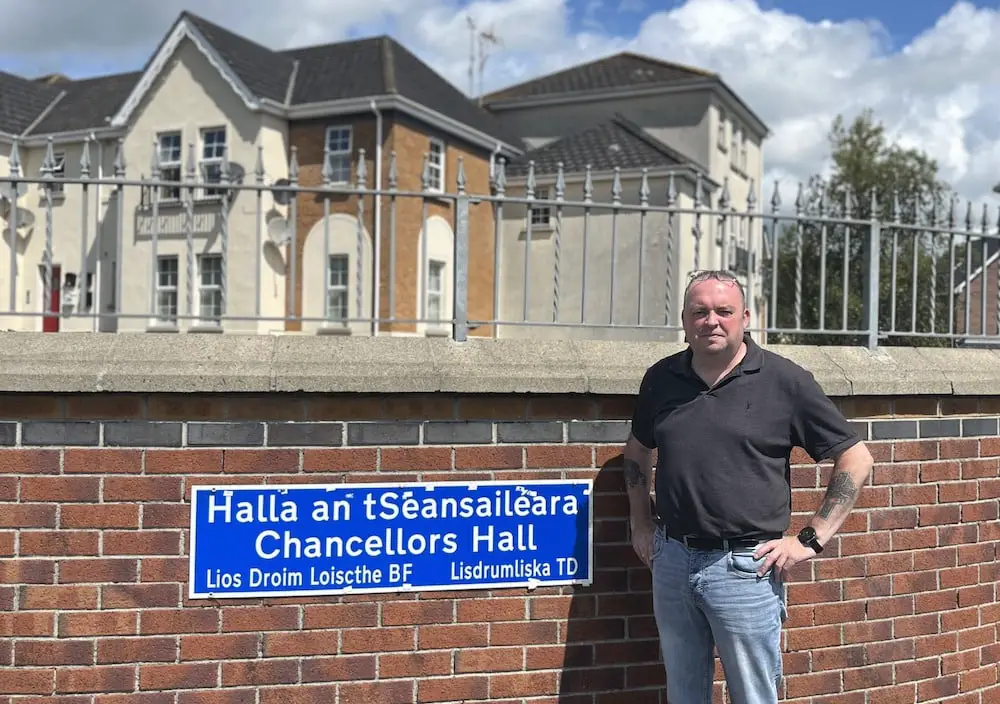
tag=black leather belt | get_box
[665,531,781,552]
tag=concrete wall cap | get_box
[0,333,998,396]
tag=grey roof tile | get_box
[0,72,61,134]
[183,12,294,103]
[484,52,713,104]
[29,71,140,135]
[283,38,388,103]
[281,35,521,146]
[504,114,689,178]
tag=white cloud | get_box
[2,0,1000,204]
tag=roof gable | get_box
[483,52,714,105]
[109,13,263,128]
[504,114,696,178]
[184,13,294,103]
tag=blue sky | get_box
[573,0,998,51]
[759,0,994,46]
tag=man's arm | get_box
[756,440,873,576]
[624,434,657,566]
[808,441,874,546]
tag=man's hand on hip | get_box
[753,535,817,577]
[630,517,657,568]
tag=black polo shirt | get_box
[631,335,860,539]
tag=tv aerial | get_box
[465,15,503,102]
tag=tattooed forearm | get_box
[817,471,858,520]
[623,458,648,489]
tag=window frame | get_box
[324,125,353,184]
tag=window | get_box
[327,254,349,321]
[740,137,748,172]
[325,126,352,184]
[198,253,223,324]
[427,139,444,192]
[155,256,178,324]
[48,152,65,193]
[426,259,445,321]
[200,128,226,197]
[530,187,551,226]
[730,127,740,168]
[717,110,727,150]
[158,132,182,200]
[83,272,93,312]
[64,272,94,312]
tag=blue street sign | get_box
[188,480,593,599]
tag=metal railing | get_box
[1,135,998,348]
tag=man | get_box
[624,270,873,704]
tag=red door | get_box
[43,265,60,332]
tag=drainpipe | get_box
[370,100,383,336]
[490,142,501,184]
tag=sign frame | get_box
[187,479,594,600]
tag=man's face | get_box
[681,279,749,357]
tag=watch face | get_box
[799,527,816,541]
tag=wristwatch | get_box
[797,526,823,554]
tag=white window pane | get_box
[427,260,445,321]
[329,154,350,183]
[202,129,226,159]
[327,255,349,320]
[159,133,181,163]
[326,128,351,153]
[328,291,348,320]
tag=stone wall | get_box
[1,335,1000,703]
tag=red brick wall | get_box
[955,257,999,337]
[1,393,999,703]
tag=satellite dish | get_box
[13,208,34,230]
[271,178,292,206]
[0,197,33,231]
[266,215,292,246]
[262,239,286,271]
[1,183,26,201]
[227,162,246,185]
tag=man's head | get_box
[681,270,749,359]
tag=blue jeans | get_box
[651,527,787,704]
